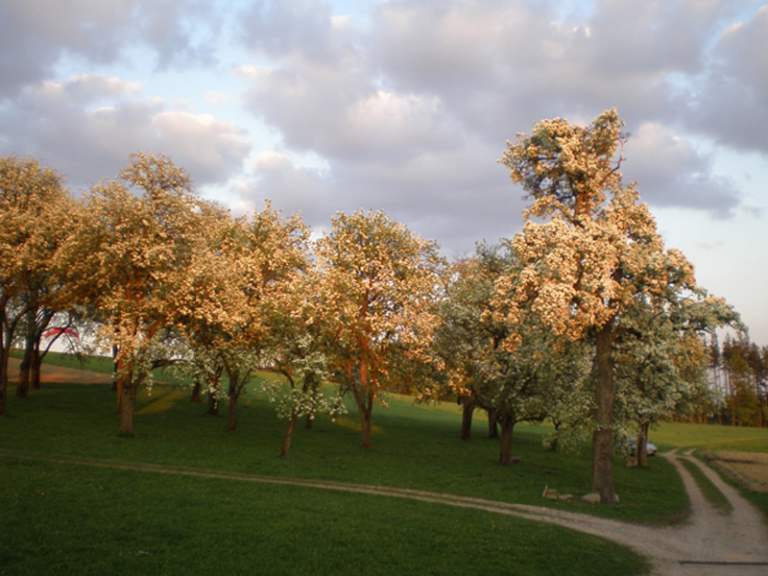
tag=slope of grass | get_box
[10,349,115,374]
[1,378,688,526]
[0,457,649,576]
[8,351,768,575]
[649,421,768,451]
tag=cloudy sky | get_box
[1,0,767,344]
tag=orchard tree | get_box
[615,296,740,466]
[316,210,444,449]
[452,242,591,464]
[220,204,310,432]
[0,155,76,414]
[177,202,312,432]
[70,152,216,435]
[438,241,590,462]
[17,309,84,394]
[173,212,234,416]
[500,110,711,503]
[614,307,703,467]
[268,270,346,457]
[434,245,507,440]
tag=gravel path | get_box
[503,452,768,576]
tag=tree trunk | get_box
[226,369,241,431]
[281,414,299,457]
[304,413,314,429]
[118,382,137,436]
[0,348,8,416]
[592,322,617,504]
[111,346,119,392]
[460,397,476,440]
[31,345,42,390]
[114,366,130,414]
[637,422,649,468]
[359,406,373,449]
[190,377,201,403]
[355,359,373,449]
[227,393,238,431]
[207,391,219,416]
[488,408,499,439]
[206,375,220,416]
[16,341,33,398]
[548,422,561,452]
[498,415,517,465]
[16,308,38,397]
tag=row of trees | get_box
[0,110,745,504]
[0,153,443,459]
[705,335,768,427]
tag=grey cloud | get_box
[622,122,741,216]
[235,0,759,254]
[234,141,526,256]
[239,0,340,63]
[0,0,219,99]
[684,5,768,153]
[241,58,372,156]
[0,75,249,191]
[366,0,704,149]
[331,142,527,255]
[235,151,336,226]
[583,0,714,76]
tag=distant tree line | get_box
[674,335,768,427]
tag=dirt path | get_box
[5,362,768,575]
[7,357,114,385]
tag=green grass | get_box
[1,379,688,525]
[0,384,664,576]
[10,349,116,374]
[20,352,768,575]
[648,421,768,452]
[679,459,733,515]
[0,457,648,576]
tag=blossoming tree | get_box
[0,155,77,414]
[500,110,714,503]
[315,210,444,449]
[438,241,590,463]
[71,152,216,435]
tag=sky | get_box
[1,0,767,344]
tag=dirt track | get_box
[6,362,768,575]
[7,357,114,385]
